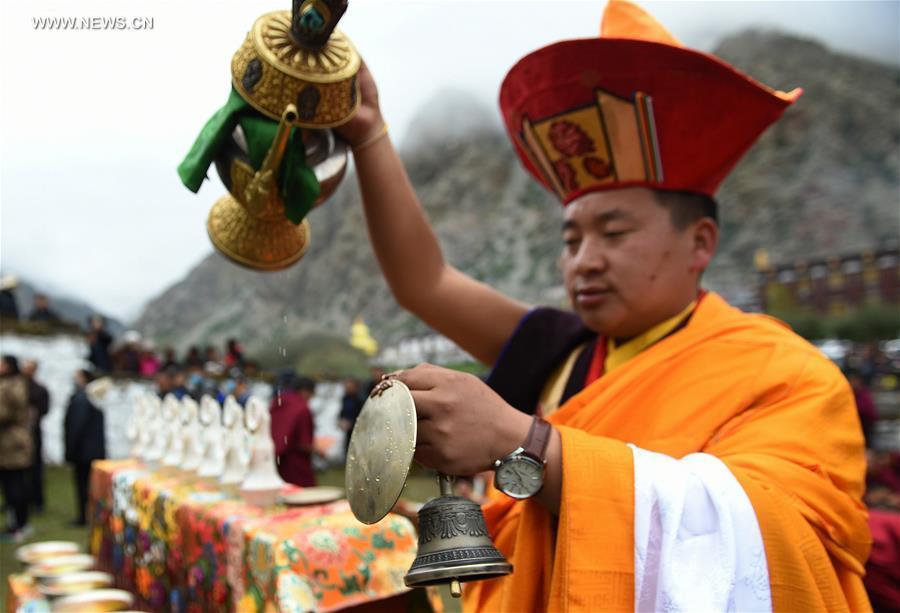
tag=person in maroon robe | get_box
[270,372,317,487]
[864,450,900,610]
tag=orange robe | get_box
[465,293,871,611]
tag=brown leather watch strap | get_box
[522,416,552,463]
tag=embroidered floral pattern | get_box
[276,571,317,613]
[548,120,595,157]
[248,535,276,590]
[298,528,349,567]
[554,159,579,191]
[89,460,417,612]
[583,156,612,179]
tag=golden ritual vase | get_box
[207,0,359,271]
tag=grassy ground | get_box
[1,464,460,611]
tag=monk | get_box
[336,1,871,610]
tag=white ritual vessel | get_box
[197,396,226,480]
[161,394,185,468]
[240,396,285,507]
[219,396,250,486]
[142,395,165,466]
[126,395,146,458]
[180,397,204,473]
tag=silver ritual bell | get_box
[345,380,512,598]
[405,474,512,596]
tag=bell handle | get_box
[437,473,455,497]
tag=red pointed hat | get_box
[499,0,802,204]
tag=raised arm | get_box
[336,63,528,366]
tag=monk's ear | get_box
[689,218,718,273]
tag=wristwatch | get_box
[493,416,552,499]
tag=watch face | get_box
[496,456,544,499]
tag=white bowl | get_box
[280,486,344,506]
[16,541,81,565]
[51,588,134,612]
[239,486,281,507]
[29,554,95,581]
[38,571,113,598]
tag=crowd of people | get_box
[0,350,322,543]
[0,278,261,384]
[0,286,301,543]
[841,343,900,527]
[86,314,257,383]
[0,276,67,327]
[0,355,104,543]
[848,343,900,609]
[0,317,385,541]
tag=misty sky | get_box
[1,0,898,321]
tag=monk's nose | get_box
[573,237,609,275]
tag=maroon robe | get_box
[270,389,316,487]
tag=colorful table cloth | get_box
[89,460,417,612]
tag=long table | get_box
[89,460,421,612]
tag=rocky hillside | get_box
[712,30,899,289]
[134,30,899,358]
